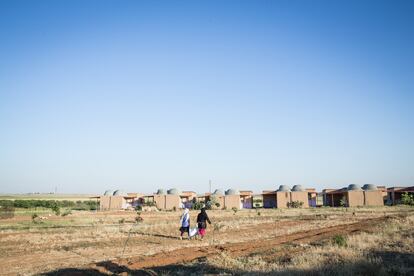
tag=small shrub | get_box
[118,218,125,224]
[135,211,143,223]
[51,205,60,216]
[214,223,224,232]
[339,196,347,207]
[61,210,72,217]
[287,201,304,208]
[232,207,238,215]
[192,201,204,210]
[401,192,414,206]
[332,234,347,247]
[215,202,221,208]
[143,201,156,207]
[135,205,142,211]
[31,213,40,223]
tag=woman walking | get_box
[179,208,190,240]
[197,207,211,240]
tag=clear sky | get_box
[0,0,413,194]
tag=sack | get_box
[189,227,198,237]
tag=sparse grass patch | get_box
[332,234,347,247]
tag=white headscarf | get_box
[181,208,190,227]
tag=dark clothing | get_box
[180,226,189,233]
[197,209,211,229]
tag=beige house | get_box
[96,190,137,211]
[323,184,384,207]
[151,188,182,210]
[261,185,310,208]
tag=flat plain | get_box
[0,206,413,275]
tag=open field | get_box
[0,206,413,275]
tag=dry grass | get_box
[0,206,412,275]
[205,213,414,275]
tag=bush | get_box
[118,218,125,224]
[287,201,304,208]
[51,205,60,216]
[135,211,143,223]
[31,213,39,223]
[232,207,238,214]
[143,201,156,207]
[135,205,142,211]
[339,196,347,207]
[192,201,204,210]
[206,195,219,210]
[61,210,72,217]
[332,234,347,247]
[401,192,414,206]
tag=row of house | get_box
[96,185,414,211]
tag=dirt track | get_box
[92,215,391,274]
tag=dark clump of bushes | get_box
[0,199,98,211]
[287,201,304,208]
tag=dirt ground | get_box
[0,206,412,275]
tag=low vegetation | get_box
[0,199,98,211]
[185,214,414,275]
[401,192,414,206]
[0,205,412,275]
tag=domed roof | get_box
[362,184,377,191]
[167,188,180,195]
[225,189,240,195]
[113,190,127,196]
[277,185,291,192]
[104,190,113,196]
[213,189,223,196]
[347,184,362,191]
[156,189,166,195]
[292,185,305,192]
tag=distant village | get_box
[94,184,414,211]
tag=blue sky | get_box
[0,0,413,194]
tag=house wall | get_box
[347,191,364,207]
[99,196,111,211]
[290,191,309,208]
[99,196,126,211]
[276,192,289,208]
[110,196,126,210]
[154,195,166,210]
[364,190,384,206]
[153,194,181,210]
[165,195,181,210]
[217,196,225,209]
[224,195,241,209]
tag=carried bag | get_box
[189,227,198,237]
